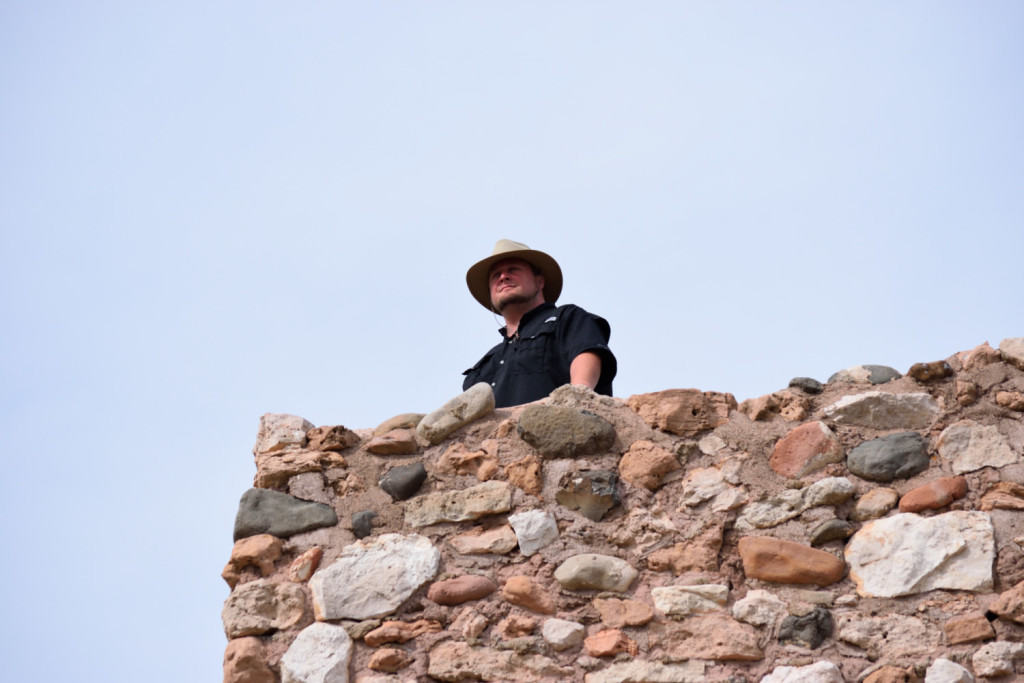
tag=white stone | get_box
[845,511,994,597]
[652,584,728,617]
[710,486,748,512]
[508,509,559,557]
[925,658,974,683]
[735,478,853,531]
[679,467,728,507]
[732,589,786,627]
[541,618,585,651]
[281,622,353,683]
[584,660,706,683]
[1000,337,1024,369]
[759,661,843,683]
[802,477,856,507]
[972,641,1024,677]
[416,382,495,445]
[823,390,939,429]
[310,533,440,620]
[936,420,1018,474]
[836,613,939,658]
[254,413,313,454]
[698,434,727,455]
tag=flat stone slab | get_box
[310,533,440,620]
[584,660,706,683]
[233,488,338,541]
[822,391,938,430]
[416,382,495,445]
[845,511,994,597]
[404,481,512,527]
[427,641,570,682]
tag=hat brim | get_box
[466,248,563,312]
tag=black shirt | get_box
[462,302,617,408]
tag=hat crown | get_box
[491,239,531,256]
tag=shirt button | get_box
[500,360,504,364]
[491,382,496,386]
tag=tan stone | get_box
[664,613,763,661]
[593,598,654,628]
[505,454,542,495]
[427,575,497,605]
[945,612,995,644]
[427,641,570,681]
[739,390,808,422]
[368,647,412,673]
[626,389,736,436]
[363,619,442,647]
[981,481,1024,511]
[449,525,518,555]
[365,428,419,455]
[996,390,1024,411]
[223,637,274,683]
[989,580,1024,624]
[502,575,556,614]
[647,524,723,574]
[738,536,845,586]
[584,629,638,657]
[899,476,968,513]
[436,442,498,481]
[373,412,424,436]
[769,421,843,478]
[221,579,308,638]
[496,614,537,638]
[962,341,1002,369]
[863,665,920,683]
[305,424,360,451]
[287,546,322,583]
[253,449,345,489]
[956,379,979,406]
[853,487,899,521]
[618,439,679,490]
[222,534,283,589]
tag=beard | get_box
[492,289,538,313]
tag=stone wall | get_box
[221,338,1024,683]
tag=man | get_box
[462,239,617,408]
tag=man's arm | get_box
[569,351,602,389]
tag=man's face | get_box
[488,258,545,312]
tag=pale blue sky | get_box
[1,2,1021,680]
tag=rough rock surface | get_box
[233,488,338,541]
[280,622,352,683]
[254,413,313,454]
[507,509,558,556]
[555,469,619,521]
[426,641,570,681]
[936,420,1018,474]
[404,480,512,527]
[823,391,939,429]
[517,404,616,458]
[626,388,735,436]
[846,511,994,597]
[221,579,307,638]
[309,533,439,620]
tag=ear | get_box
[536,273,546,298]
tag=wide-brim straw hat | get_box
[466,239,563,312]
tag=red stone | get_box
[769,421,843,478]
[738,536,845,586]
[223,637,274,683]
[898,476,968,513]
[364,620,442,647]
[501,576,555,614]
[618,440,679,490]
[944,612,995,644]
[584,629,638,657]
[427,575,497,605]
[365,428,419,455]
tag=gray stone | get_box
[847,432,929,482]
[1000,337,1024,370]
[351,510,376,539]
[555,470,619,521]
[254,413,313,454]
[652,584,728,617]
[234,488,338,541]
[508,509,558,557]
[378,462,426,501]
[735,477,854,531]
[310,533,440,620]
[828,364,902,385]
[845,511,994,597]
[972,641,1024,677]
[404,480,512,527]
[554,553,638,592]
[541,618,585,651]
[731,589,786,627]
[416,382,495,445]
[760,661,843,683]
[517,405,616,458]
[788,377,824,394]
[281,621,353,683]
[221,579,308,638]
[778,607,832,649]
[823,391,939,429]
[810,519,855,546]
[925,658,974,683]
[584,660,707,683]
[937,420,1019,474]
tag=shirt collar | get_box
[499,302,556,338]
